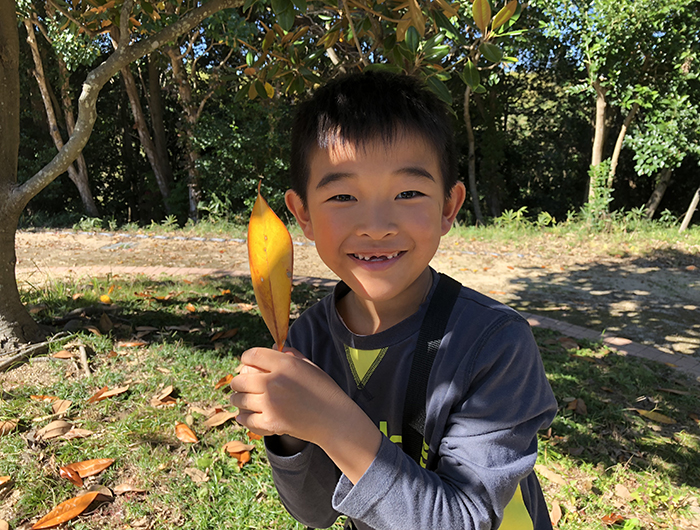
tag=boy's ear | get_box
[285,189,315,241]
[441,182,466,236]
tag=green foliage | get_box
[581,161,614,231]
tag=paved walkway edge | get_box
[17,265,700,381]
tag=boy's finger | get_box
[235,411,275,437]
[229,390,262,413]
[241,347,290,370]
[229,372,266,394]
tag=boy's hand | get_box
[230,347,349,443]
[231,346,383,484]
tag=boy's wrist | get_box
[314,399,383,485]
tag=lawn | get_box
[1,274,699,529]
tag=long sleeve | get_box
[265,437,342,529]
[331,317,556,530]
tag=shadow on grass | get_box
[535,327,700,490]
[505,247,700,356]
[25,274,700,490]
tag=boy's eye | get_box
[328,194,355,202]
[396,190,423,199]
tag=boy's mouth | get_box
[350,251,404,262]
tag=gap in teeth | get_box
[355,252,399,261]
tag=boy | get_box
[230,71,557,530]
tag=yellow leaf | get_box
[247,181,293,350]
[100,294,112,304]
[492,0,518,32]
[472,0,491,34]
[264,82,274,98]
[632,408,677,425]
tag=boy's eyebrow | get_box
[396,166,436,181]
[316,167,435,189]
[316,172,355,189]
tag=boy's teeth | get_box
[354,252,399,261]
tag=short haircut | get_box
[290,71,458,206]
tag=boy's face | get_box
[286,133,465,308]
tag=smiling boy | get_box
[230,72,557,530]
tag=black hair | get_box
[289,71,458,205]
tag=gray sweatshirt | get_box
[265,270,557,530]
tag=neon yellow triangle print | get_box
[344,346,387,388]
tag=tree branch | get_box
[120,0,135,47]
[341,0,367,66]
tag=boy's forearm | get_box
[313,400,383,485]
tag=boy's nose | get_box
[356,204,398,239]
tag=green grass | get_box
[2,276,699,529]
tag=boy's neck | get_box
[337,268,433,335]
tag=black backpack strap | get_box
[401,273,462,468]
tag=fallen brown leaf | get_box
[115,340,147,348]
[87,386,109,403]
[631,408,676,425]
[175,422,198,443]
[37,420,73,440]
[186,303,196,313]
[0,420,18,437]
[30,395,58,402]
[52,399,72,415]
[614,483,632,501]
[214,374,234,390]
[31,491,100,529]
[89,385,129,403]
[184,467,209,483]
[222,440,255,455]
[657,387,693,396]
[601,513,625,525]
[63,458,114,478]
[558,336,579,350]
[99,313,113,333]
[566,398,587,415]
[550,500,562,527]
[62,428,94,440]
[114,483,146,495]
[60,466,84,487]
[534,464,568,486]
[204,411,237,428]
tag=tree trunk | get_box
[1,4,44,356]
[463,86,484,225]
[24,18,99,217]
[679,185,700,233]
[165,45,201,221]
[58,57,97,217]
[148,53,173,189]
[588,78,607,201]
[1,0,241,359]
[474,91,504,218]
[119,63,172,211]
[608,102,639,189]
[644,167,673,219]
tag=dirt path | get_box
[15,229,700,361]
